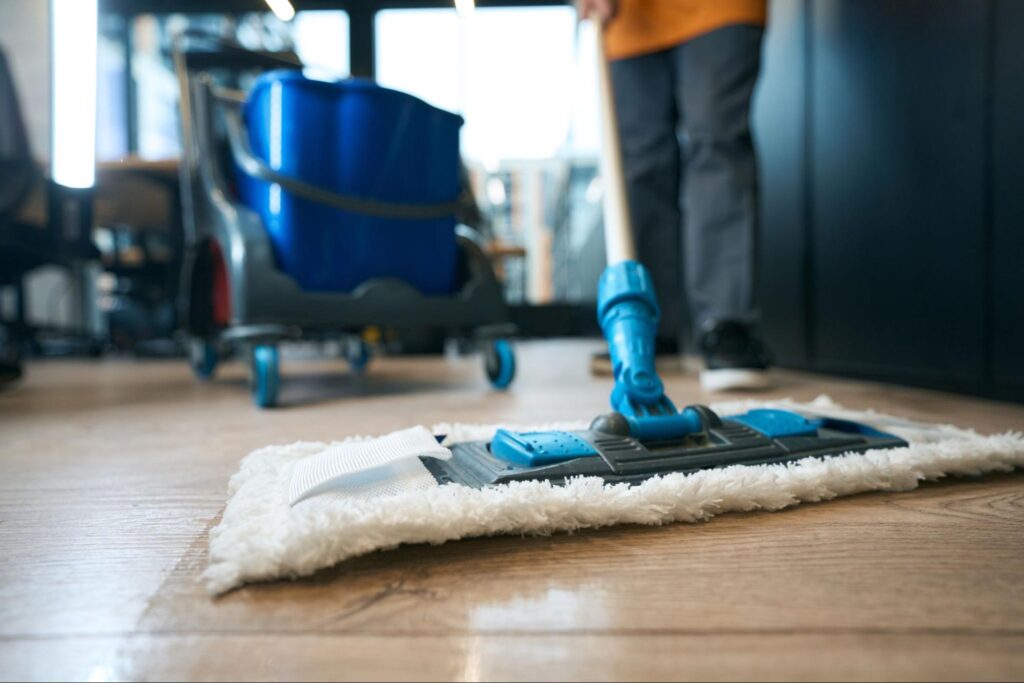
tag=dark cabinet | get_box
[755,0,1024,400]
[992,0,1024,390]
[754,0,810,367]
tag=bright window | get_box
[292,10,350,78]
[128,10,350,160]
[375,6,583,166]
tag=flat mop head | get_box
[204,397,1024,595]
[423,406,907,488]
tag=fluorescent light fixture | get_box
[455,0,475,18]
[265,0,296,22]
[50,0,98,189]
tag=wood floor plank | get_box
[130,474,1023,639]
[0,637,123,683]
[1,341,1022,680]
[5,632,1021,682]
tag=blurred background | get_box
[0,0,1021,403]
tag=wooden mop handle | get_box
[593,19,637,265]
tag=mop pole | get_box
[593,21,637,265]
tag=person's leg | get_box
[609,49,683,350]
[674,24,763,333]
[674,25,771,390]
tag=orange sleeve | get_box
[604,0,767,61]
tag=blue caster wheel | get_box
[189,339,218,381]
[249,344,280,409]
[345,340,372,375]
[484,339,516,390]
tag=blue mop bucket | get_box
[236,71,463,294]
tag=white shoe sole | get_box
[701,367,771,392]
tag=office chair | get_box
[0,47,100,382]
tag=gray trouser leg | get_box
[675,25,763,331]
[609,50,683,345]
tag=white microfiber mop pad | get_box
[203,397,1024,595]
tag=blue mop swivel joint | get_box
[597,261,678,419]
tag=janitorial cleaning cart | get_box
[174,35,515,408]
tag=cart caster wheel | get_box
[484,339,516,390]
[189,339,218,381]
[345,340,372,374]
[249,344,280,408]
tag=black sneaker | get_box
[699,321,772,392]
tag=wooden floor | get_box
[1,339,1022,682]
